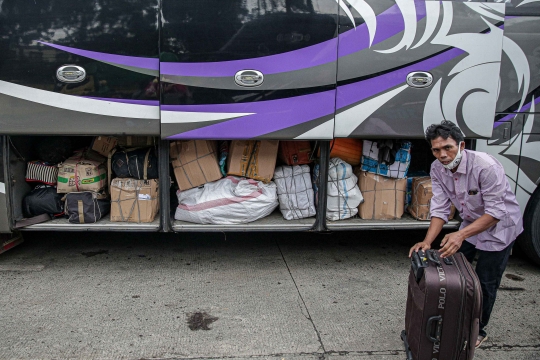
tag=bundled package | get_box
[361,140,411,179]
[227,140,279,183]
[110,178,159,223]
[278,141,312,165]
[170,140,222,191]
[25,161,58,186]
[175,176,278,224]
[408,176,456,221]
[64,191,110,224]
[91,136,118,157]
[356,170,406,220]
[273,165,316,220]
[57,154,107,193]
[314,158,363,221]
[110,147,158,180]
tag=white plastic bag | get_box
[274,165,316,220]
[175,176,278,224]
[326,158,363,220]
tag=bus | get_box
[1,0,539,265]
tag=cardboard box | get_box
[227,140,279,183]
[170,140,222,191]
[356,170,407,220]
[57,155,107,193]
[91,136,118,157]
[117,136,154,147]
[110,178,159,223]
[407,176,456,221]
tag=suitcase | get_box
[402,250,482,360]
[329,138,363,166]
[278,141,312,165]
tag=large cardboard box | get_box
[57,156,107,193]
[356,170,407,220]
[91,136,118,157]
[170,140,222,191]
[407,176,456,221]
[110,178,159,223]
[227,140,279,183]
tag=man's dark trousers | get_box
[459,240,514,337]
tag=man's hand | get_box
[409,241,431,258]
[439,231,465,258]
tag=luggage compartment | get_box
[5,135,162,231]
[169,140,320,232]
[324,139,460,231]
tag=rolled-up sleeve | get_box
[430,171,452,223]
[480,165,515,231]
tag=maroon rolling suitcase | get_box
[401,250,482,360]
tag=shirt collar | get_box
[454,149,468,174]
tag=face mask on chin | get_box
[441,142,464,170]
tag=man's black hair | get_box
[425,120,464,145]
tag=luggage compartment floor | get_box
[326,213,460,230]
[172,210,316,232]
[20,215,160,232]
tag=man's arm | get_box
[408,170,451,257]
[438,214,499,258]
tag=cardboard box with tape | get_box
[170,140,222,191]
[356,170,406,220]
[227,140,279,183]
[110,178,159,223]
[407,176,456,221]
[57,155,107,193]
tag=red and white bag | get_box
[175,176,278,224]
[25,161,59,186]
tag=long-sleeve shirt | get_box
[429,149,523,251]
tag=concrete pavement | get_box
[0,230,538,359]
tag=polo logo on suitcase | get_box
[402,250,482,360]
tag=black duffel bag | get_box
[22,185,64,218]
[110,147,158,180]
[65,191,110,224]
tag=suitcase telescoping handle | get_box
[426,315,443,343]
[427,250,454,266]
[411,250,429,283]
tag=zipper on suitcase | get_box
[452,255,466,360]
[460,255,481,358]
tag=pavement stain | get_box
[81,250,108,257]
[505,273,525,281]
[187,311,219,331]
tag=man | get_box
[409,120,523,348]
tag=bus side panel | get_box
[0,137,10,233]
[0,0,160,136]
[481,11,540,215]
[160,0,339,140]
[334,1,505,139]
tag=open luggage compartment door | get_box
[0,137,10,233]
[334,1,505,139]
[160,0,339,140]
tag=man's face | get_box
[430,136,464,166]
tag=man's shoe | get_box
[475,335,488,348]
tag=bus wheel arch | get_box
[518,184,540,266]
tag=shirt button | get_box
[455,178,458,181]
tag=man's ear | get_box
[460,141,466,151]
